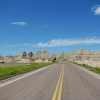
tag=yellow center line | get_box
[57,66,64,100]
[52,65,64,100]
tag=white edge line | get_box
[0,64,54,88]
[70,62,100,80]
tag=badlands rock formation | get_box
[1,49,100,67]
[32,50,52,62]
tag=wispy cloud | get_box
[22,43,33,46]
[41,24,50,27]
[5,44,32,47]
[11,22,26,25]
[5,45,19,47]
[22,37,100,47]
[91,5,100,15]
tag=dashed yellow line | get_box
[52,65,64,100]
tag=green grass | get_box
[0,62,55,80]
[70,61,100,75]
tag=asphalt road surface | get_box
[0,62,100,100]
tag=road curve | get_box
[0,62,100,100]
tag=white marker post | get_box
[28,52,33,68]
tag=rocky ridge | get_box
[1,49,100,67]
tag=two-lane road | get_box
[0,62,100,100]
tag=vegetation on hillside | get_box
[70,61,100,75]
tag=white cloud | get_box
[6,38,100,48]
[91,5,100,15]
[11,22,26,25]
[22,38,100,47]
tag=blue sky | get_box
[0,0,100,56]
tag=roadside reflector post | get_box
[28,52,33,68]
[30,56,31,68]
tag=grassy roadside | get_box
[0,62,55,80]
[70,61,100,75]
